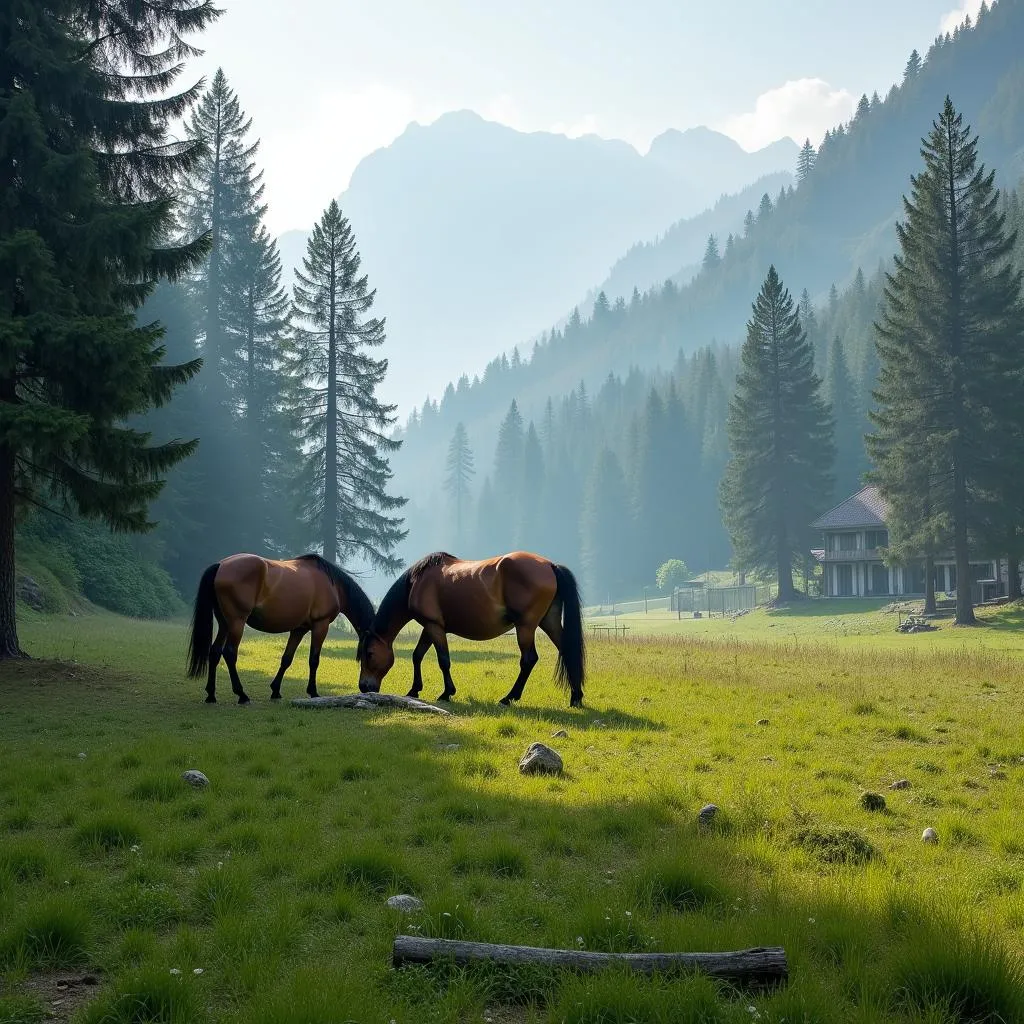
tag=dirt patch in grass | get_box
[0,658,123,694]
[12,972,102,1023]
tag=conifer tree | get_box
[443,422,475,541]
[869,99,1024,624]
[825,337,863,499]
[797,139,817,183]
[291,200,407,570]
[225,223,296,551]
[903,49,923,83]
[720,267,834,601]
[519,423,545,551]
[492,400,525,545]
[702,235,721,271]
[582,449,631,600]
[179,69,264,383]
[0,0,218,658]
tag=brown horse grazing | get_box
[358,551,586,708]
[186,553,375,704]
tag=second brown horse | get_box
[186,553,375,704]
[358,551,586,707]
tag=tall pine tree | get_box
[291,200,407,570]
[868,99,1024,624]
[720,267,834,600]
[797,139,817,183]
[443,422,475,542]
[582,449,630,601]
[0,0,218,658]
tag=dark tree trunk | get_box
[923,554,937,615]
[952,472,974,625]
[776,536,794,602]
[324,247,338,564]
[0,441,26,659]
[1007,557,1021,601]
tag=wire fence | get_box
[585,583,775,619]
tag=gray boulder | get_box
[386,894,424,913]
[519,742,563,775]
[182,770,209,788]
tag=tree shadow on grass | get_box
[763,599,892,621]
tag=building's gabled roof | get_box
[811,484,889,531]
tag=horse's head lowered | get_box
[357,631,394,692]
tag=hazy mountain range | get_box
[278,114,797,411]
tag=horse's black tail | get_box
[552,563,585,703]
[186,562,220,679]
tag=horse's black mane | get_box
[372,552,457,634]
[297,553,375,634]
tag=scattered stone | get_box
[889,779,911,790]
[922,827,939,844]
[182,770,209,788]
[760,756,775,763]
[16,574,45,611]
[386,894,424,913]
[989,768,1008,780]
[518,742,563,776]
[756,718,770,726]
[438,743,461,752]
[698,804,718,825]
[860,791,886,812]
[592,720,606,728]
[552,729,569,739]
[77,752,87,760]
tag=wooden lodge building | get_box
[811,485,1006,600]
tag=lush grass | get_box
[2,607,1024,1021]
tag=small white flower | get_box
[130,845,140,854]
[442,912,451,917]
[217,861,223,870]
[808,917,816,924]
[576,936,584,947]
[624,911,632,917]
[192,968,203,975]
[169,968,181,976]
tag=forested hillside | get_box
[390,0,1024,599]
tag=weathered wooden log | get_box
[392,935,787,987]
[290,693,451,715]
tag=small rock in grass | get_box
[518,742,563,776]
[77,752,87,760]
[989,768,1008,781]
[860,791,886,812]
[182,770,209,788]
[756,718,770,726]
[552,729,569,739]
[890,779,911,790]
[698,804,718,825]
[386,894,424,913]
[438,743,461,752]
[922,827,938,844]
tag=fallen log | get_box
[291,693,451,715]
[392,935,787,987]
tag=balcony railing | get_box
[821,548,884,562]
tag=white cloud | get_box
[940,0,984,34]
[718,78,857,152]
[260,84,444,235]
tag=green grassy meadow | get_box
[3,604,1024,1022]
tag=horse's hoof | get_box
[205,696,216,704]
[238,696,250,706]
[270,692,282,700]
[406,689,421,699]
[498,697,511,706]
[437,693,452,703]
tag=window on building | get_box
[836,564,853,596]
[865,530,889,550]
[870,564,889,594]
[838,532,858,552]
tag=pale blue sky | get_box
[186,0,984,233]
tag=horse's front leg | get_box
[270,628,307,699]
[306,619,330,698]
[424,623,456,702]
[408,628,431,698]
